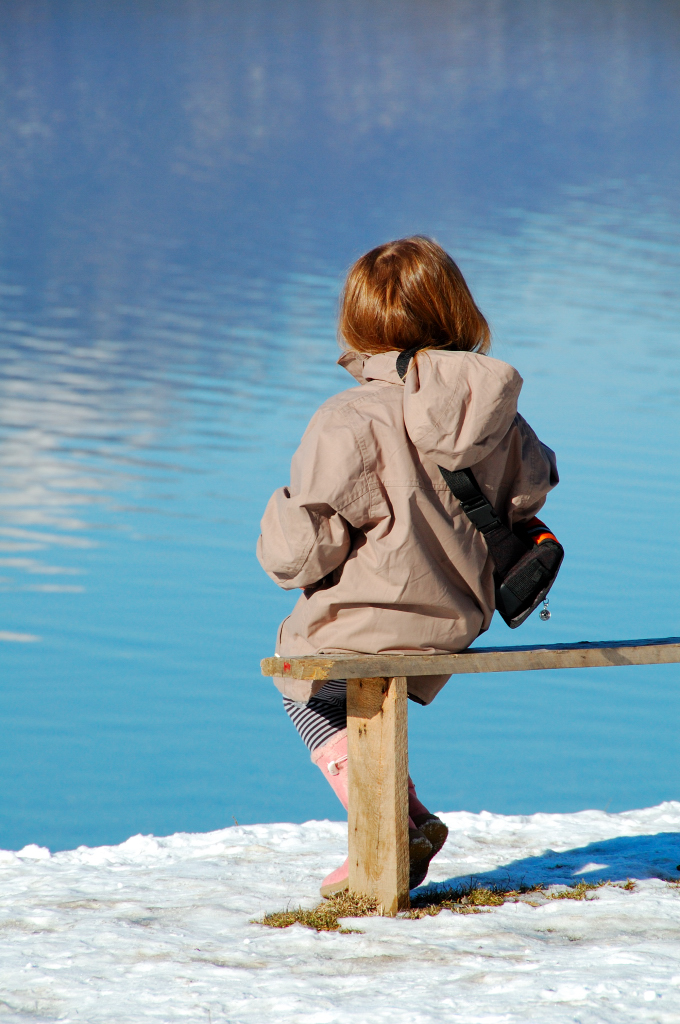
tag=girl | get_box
[257,237,558,896]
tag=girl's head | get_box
[339,236,490,356]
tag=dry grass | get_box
[258,881,542,932]
[546,879,604,901]
[546,879,639,899]
[257,877,637,933]
[406,880,545,918]
[258,891,380,933]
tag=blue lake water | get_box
[0,1,679,851]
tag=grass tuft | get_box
[258,891,380,933]
[547,879,606,900]
[258,876,632,932]
[407,879,545,918]
[258,881,545,932]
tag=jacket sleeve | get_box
[505,414,559,527]
[256,408,372,590]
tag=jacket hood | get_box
[338,348,522,471]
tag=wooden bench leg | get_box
[346,676,409,915]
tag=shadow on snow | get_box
[418,831,680,896]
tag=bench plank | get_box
[261,637,680,681]
[347,677,409,915]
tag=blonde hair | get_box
[339,236,490,355]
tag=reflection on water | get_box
[0,1,678,850]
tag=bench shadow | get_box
[417,831,680,895]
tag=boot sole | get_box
[320,876,349,898]
[410,818,449,889]
[419,817,449,856]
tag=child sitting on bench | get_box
[257,236,559,896]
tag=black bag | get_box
[439,466,563,628]
[396,348,564,628]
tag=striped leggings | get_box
[283,679,348,751]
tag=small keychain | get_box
[539,598,551,621]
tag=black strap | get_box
[439,466,525,576]
[395,341,459,379]
[395,345,422,380]
[396,348,525,576]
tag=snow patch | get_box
[0,804,679,1022]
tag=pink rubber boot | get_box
[312,733,433,897]
[311,732,350,897]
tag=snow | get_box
[2,804,680,1022]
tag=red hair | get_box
[339,236,490,355]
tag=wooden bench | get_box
[261,637,680,916]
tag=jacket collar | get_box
[337,350,403,386]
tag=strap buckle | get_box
[460,495,501,531]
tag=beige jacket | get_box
[257,348,558,704]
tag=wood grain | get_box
[347,677,409,916]
[261,637,680,681]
